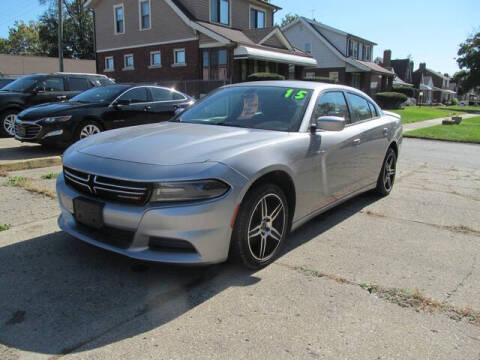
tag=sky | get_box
[0,0,479,76]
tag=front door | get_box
[103,87,150,129]
[310,91,363,211]
[29,76,66,106]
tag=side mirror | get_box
[114,99,130,108]
[174,106,185,116]
[32,86,46,94]
[312,116,346,132]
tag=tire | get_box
[229,183,289,269]
[375,147,397,196]
[75,120,102,142]
[1,109,19,137]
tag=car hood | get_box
[73,122,290,166]
[18,101,103,120]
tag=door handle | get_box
[353,138,361,146]
[383,127,389,137]
[144,105,151,111]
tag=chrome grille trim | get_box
[63,166,151,205]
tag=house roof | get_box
[390,59,412,77]
[301,17,377,46]
[352,60,394,76]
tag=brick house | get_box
[84,0,316,95]
[281,17,394,96]
[413,63,455,104]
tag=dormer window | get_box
[250,7,265,29]
[211,0,229,26]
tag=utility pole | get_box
[58,0,64,72]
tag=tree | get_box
[37,0,94,59]
[0,21,43,56]
[277,13,299,28]
[454,31,480,93]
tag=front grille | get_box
[15,123,42,139]
[63,166,152,205]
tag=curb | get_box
[0,156,62,172]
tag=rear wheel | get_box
[229,184,288,269]
[375,147,397,196]
[1,110,18,137]
[75,121,102,142]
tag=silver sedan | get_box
[56,81,402,269]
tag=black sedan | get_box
[15,84,194,147]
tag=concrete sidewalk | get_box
[403,113,477,131]
[0,137,62,171]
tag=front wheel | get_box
[375,147,397,196]
[229,184,289,269]
[1,110,18,137]
[75,121,102,142]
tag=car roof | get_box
[225,80,363,93]
[19,72,109,78]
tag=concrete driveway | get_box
[1,138,480,359]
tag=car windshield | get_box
[1,75,43,92]
[176,86,313,132]
[70,85,129,104]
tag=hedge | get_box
[303,76,337,84]
[247,73,285,81]
[375,92,408,109]
[392,85,416,98]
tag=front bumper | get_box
[15,119,73,145]
[56,171,244,265]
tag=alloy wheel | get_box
[3,114,16,136]
[247,193,286,261]
[79,124,101,139]
[383,152,396,192]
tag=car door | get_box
[310,91,363,209]
[147,87,186,123]
[345,92,388,188]
[29,76,67,106]
[104,87,150,129]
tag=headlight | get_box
[150,179,230,202]
[43,115,72,123]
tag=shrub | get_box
[375,92,408,109]
[247,73,285,81]
[303,76,337,84]
[392,85,415,98]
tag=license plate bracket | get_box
[73,197,104,229]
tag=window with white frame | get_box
[304,42,312,54]
[150,51,161,67]
[105,56,114,71]
[124,54,134,69]
[211,0,229,26]
[139,0,151,30]
[114,4,124,34]
[250,7,265,29]
[174,49,186,65]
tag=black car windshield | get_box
[176,86,313,132]
[1,75,43,92]
[70,85,129,104]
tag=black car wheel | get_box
[229,183,288,269]
[375,147,397,196]
[1,110,18,137]
[75,121,102,141]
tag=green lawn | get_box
[405,116,480,143]
[391,106,459,124]
[442,105,480,113]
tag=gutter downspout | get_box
[91,9,98,74]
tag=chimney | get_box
[419,63,426,72]
[383,49,391,69]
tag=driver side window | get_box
[36,77,65,92]
[314,92,350,122]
